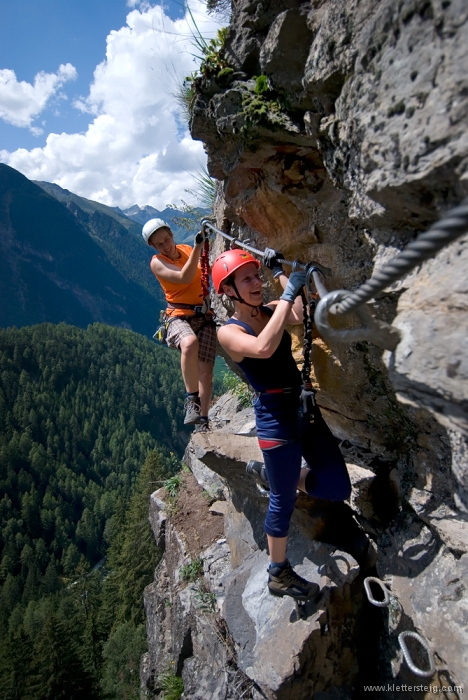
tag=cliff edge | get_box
[142,1,467,697]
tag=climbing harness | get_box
[202,198,468,350]
[363,576,443,679]
[154,309,170,344]
[154,235,212,344]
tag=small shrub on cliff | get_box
[192,583,217,613]
[186,5,231,81]
[221,370,253,408]
[163,474,183,499]
[184,164,216,210]
[159,670,184,700]
[174,76,197,122]
[254,75,270,95]
[241,91,290,131]
[180,557,204,582]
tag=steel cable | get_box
[203,199,468,315]
[201,220,308,270]
[332,198,468,315]
[202,201,468,348]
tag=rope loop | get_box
[398,631,436,678]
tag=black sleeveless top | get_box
[225,307,301,393]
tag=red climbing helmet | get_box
[212,249,260,293]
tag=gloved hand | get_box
[280,272,306,303]
[194,231,206,246]
[263,248,284,278]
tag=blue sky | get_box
[0,1,221,208]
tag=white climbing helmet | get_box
[142,218,171,245]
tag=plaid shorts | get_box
[165,315,217,365]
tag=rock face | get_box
[142,397,467,697]
[143,404,375,699]
[143,1,468,697]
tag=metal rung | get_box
[398,631,435,678]
[364,576,391,607]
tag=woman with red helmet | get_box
[213,247,352,603]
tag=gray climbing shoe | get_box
[194,418,210,433]
[268,561,320,601]
[246,460,269,490]
[184,396,201,425]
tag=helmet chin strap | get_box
[227,281,262,317]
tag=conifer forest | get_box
[0,323,193,699]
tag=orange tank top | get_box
[152,244,203,317]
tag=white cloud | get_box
[0,63,77,132]
[0,2,222,208]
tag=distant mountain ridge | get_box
[0,164,163,335]
[118,203,164,225]
[35,180,166,306]
[118,203,206,245]
[36,183,201,245]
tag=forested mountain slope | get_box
[34,181,167,304]
[0,165,163,335]
[0,322,188,699]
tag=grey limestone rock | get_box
[184,449,226,501]
[377,512,468,687]
[346,463,377,521]
[149,489,167,550]
[260,7,314,96]
[145,0,468,694]
[144,408,371,698]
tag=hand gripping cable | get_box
[202,200,468,350]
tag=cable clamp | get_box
[292,259,304,272]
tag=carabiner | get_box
[292,259,304,272]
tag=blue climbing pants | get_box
[255,393,352,539]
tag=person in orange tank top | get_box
[142,218,216,429]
